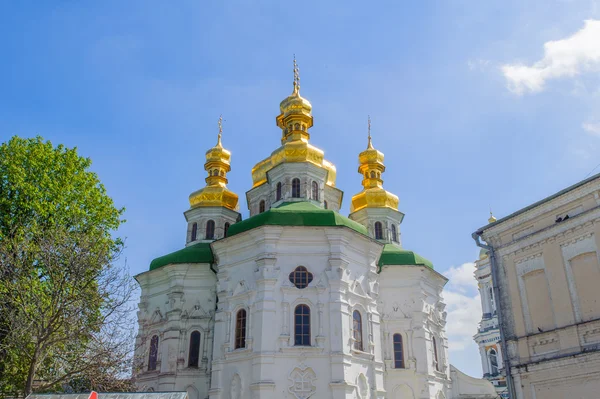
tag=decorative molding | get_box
[288,363,317,399]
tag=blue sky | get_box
[2,0,600,378]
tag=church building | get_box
[133,61,497,399]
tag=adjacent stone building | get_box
[473,173,600,399]
[133,62,497,399]
[473,224,509,398]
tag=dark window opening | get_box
[294,304,311,346]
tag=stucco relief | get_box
[182,300,208,319]
[149,308,165,325]
[356,373,369,398]
[288,363,317,399]
[230,374,241,399]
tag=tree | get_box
[0,136,134,395]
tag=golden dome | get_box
[189,116,239,211]
[350,117,399,213]
[251,57,336,188]
[488,211,497,224]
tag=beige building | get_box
[472,173,600,399]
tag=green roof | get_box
[149,241,214,271]
[227,201,368,237]
[377,244,434,271]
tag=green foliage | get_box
[0,136,128,396]
[0,136,124,243]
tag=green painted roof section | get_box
[227,201,368,237]
[149,241,214,271]
[377,244,434,271]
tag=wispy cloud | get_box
[583,122,600,136]
[502,20,600,95]
[443,262,481,352]
[467,58,492,72]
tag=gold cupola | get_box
[250,57,337,188]
[276,56,313,144]
[350,117,399,212]
[189,116,239,211]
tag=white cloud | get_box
[502,20,600,94]
[467,58,491,72]
[442,262,482,352]
[583,122,600,136]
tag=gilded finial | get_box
[293,55,300,95]
[367,115,373,149]
[217,115,223,147]
[488,209,497,223]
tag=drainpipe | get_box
[472,232,517,399]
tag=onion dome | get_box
[350,117,399,212]
[250,57,336,188]
[275,56,313,144]
[488,211,497,223]
[189,116,239,211]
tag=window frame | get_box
[188,330,201,368]
[206,220,215,240]
[276,182,282,201]
[294,304,311,346]
[289,266,313,289]
[374,221,383,240]
[393,333,405,369]
[352,310,364,351]
[391,224,397,242]
[311,181,319,201]
[259,200,266,213]
[224,222,230,238]
[235,309,247,349]
[148,335,159,371]
[191,222,197,242]
[292,178,301,198]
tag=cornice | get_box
[496,210,600,258]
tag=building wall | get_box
[133,224,463,399]
[478,177,600,399]
[474,254,508,397]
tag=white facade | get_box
[473,250,508,398]
[134,76,497,399]
[134,169,498,398]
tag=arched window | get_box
[370,171,376,178]
[188,331,201,368]
[489,349,498,375]
[432,336,440,371]
[235,309,247,349]
[391,225,397,242]
[259,200,266,213]
[374,222,383,240]
[489,287,496,312]
[393,333,404,368]
[289,266,313,289]
[353,310,363,351]
[276,182,282,201]
[206,220,215,240]
[224,222,230,238]
[148,335,159,371]
[294,305,311,346]
[292,178,301,198]
[311,181,319,201]
[324,200,328,209]
[191,222,197,242]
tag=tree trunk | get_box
[24,349,38,396]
